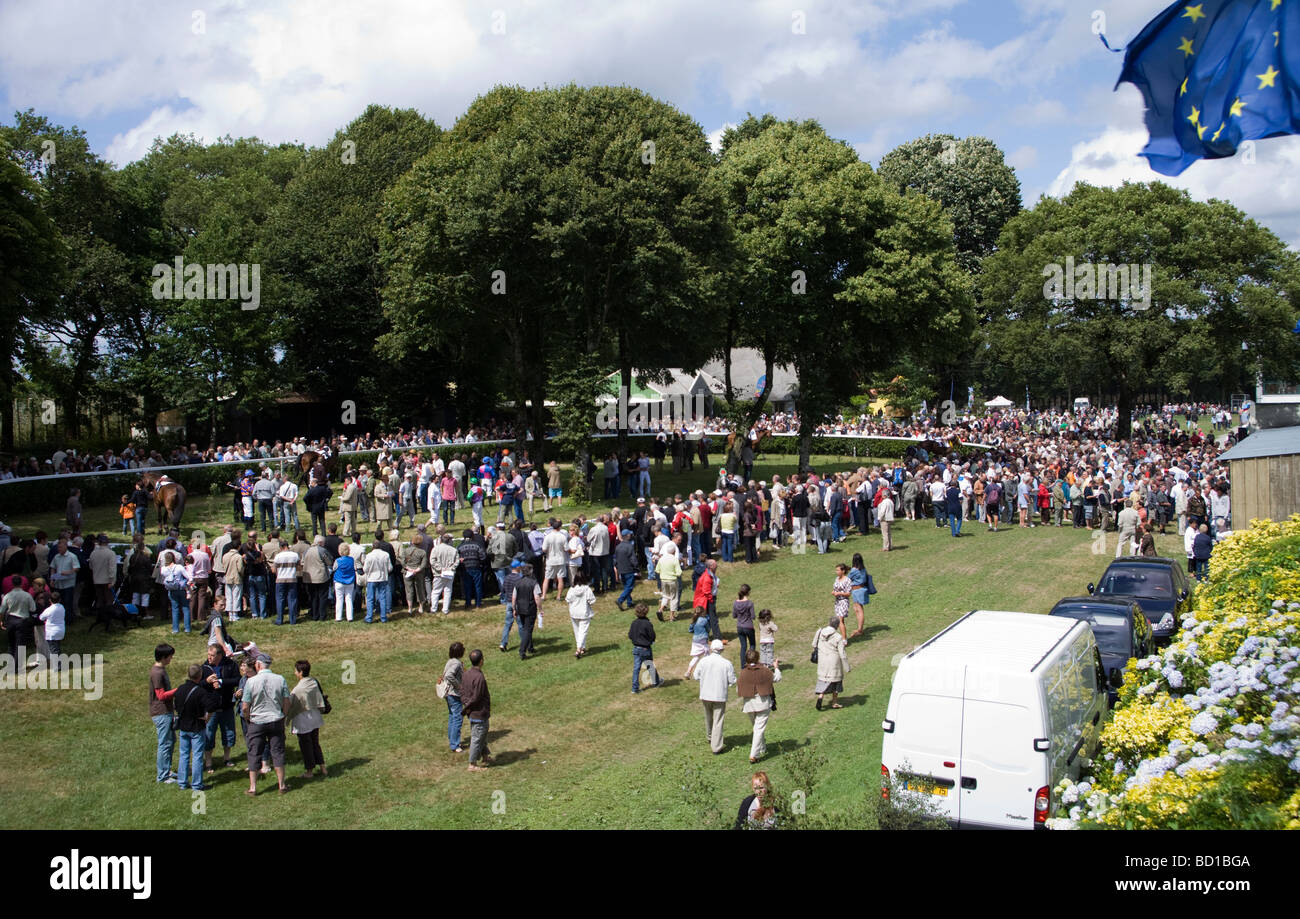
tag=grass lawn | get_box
[0,454,1128,829]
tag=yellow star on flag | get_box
[1183,4,1206,22]
[1271,0,1281,10]
[1188,105,1201,126]
[1178,36,1196,56]
[1211,122,1225,142]
[1230,97,1246,117]
[1180,77,1189,96]
[1258,65,1280,89]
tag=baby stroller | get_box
[88,579,143,632]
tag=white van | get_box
[880,610,1108,829]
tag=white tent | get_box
[984,395,1014,408]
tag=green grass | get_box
[0,455,1124,829]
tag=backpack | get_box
[163,566,187,591]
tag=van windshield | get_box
[1098,568,1172,598]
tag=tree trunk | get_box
[1116,378,1133,441]
[617,327,631,461]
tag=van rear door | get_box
[957,686,1042,829]
[889,689,962,823]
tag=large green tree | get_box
[0,134,63,451]
[265,105,442,427]
[714,117,973,468]
[980,181,1300,437]
[381,84,726,457]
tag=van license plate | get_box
[904,781,947,797]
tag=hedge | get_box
[0,434,986,516]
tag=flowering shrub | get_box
[1050,516,1300,829]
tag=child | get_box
[684,606,711,679]
[627,602,662,693]
[733,584,756,667]
[119,495,135,534]
[757,608,778,668]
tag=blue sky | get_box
[3,0,1298,245]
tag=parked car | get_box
[1087,556,1193,644]
[1049,596,1154,705]
[881,610,1109,829]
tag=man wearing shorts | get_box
[241,652,291,795]
[541,518,569,601]
[547,461,564,510]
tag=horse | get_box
[298,450,336,486]
[140,472,187,534]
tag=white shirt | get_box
[567,534,585,563]
[278,480,299,503]
[694,652,737,703]
[273,550,300,583]
[542,529,569,565]
[566,585,596,620]
[40,603,66,641]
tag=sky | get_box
[3,0,1299,247]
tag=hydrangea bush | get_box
[1050,516,1300,829]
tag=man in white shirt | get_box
[277,476,300,532]
[272,539,301,625]
[694,639,737,754]
[878,490,896,552]
[88,535,119,615]
[448,456,467,508]
[541,519,569,601]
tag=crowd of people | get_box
[0,399,1242,802]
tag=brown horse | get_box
[297,451,337,485]
[140,472,187,533]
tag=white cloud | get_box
[0,0,1055,164]
[1048,124,1300,250]
[707,122,736,153]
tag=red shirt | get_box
[693,569,714,610]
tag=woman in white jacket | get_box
[812,615,850,710]
[566,569,597,658]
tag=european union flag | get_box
[1116,0,1300,175]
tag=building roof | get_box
[700,349,798,402]
[1218,425,1300,461]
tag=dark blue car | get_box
[1049,597,1154,704]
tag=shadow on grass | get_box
[850,624,890,643]
[576,643,619,658]
[488,747,537,767]
[833,694,869,708]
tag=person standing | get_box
[439,642,467,753]
[88,534,118,616]
[2,577,38,669]
[732,583,756,665]
[242,652,291,795]
[510,565,543,660]
[400,535,430,614]
[304,479,332,538]
[289,660,328,779]
[566,569,596,658]
[694,639,737,754]
[161,548,192,634]
[613,530,638,611]
[877,487,895,552]
[332,543,357,621]
[302,536,332,621]
[48,538,80,624]
[737,649,781,763]
[812,616,850,710]
[363,532,394,623]
[946,480,963,538]
[487,522,514,604]
[278,475,301,533]
[547,460,564,510]
[457,528,486,610]
[628,601,663,693]
[201,642,240,772]
[429,533,459,615]
[149,643,179,784]
[1116,498,1140,559]
[173,663,216,792]
[272,539,300,625]
[1192,523,1214,581]
[339,475,359,540]
[461,649,493,772]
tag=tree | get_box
[714,118,973,468]
[136,135,305,444]
[0,135,63,451]
[980,182,1300,437]
[265,105,442,425]
[382,84,727,458]
[876,133,1022,276]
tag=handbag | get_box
[867,574,878,596]
[810,631,820,664]
[435,677,449,699]
[316,678,331,715]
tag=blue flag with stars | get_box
[1116,0,1299,175]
